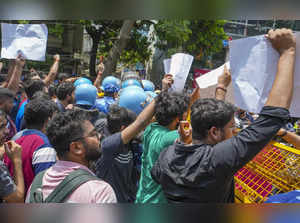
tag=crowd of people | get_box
[0,28,300,203]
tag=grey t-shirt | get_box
[0,160,16,201]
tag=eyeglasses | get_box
[72,129,102,142]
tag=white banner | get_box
[1,23,48,61]
[229,34,300,117]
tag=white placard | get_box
[229,34,300,117]
[1,23,48,61]
[168,53,194,92]
[196,62,230,89]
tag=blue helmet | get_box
[74,77,92,87]
[142,80,155,92]
[121,79,142,89]
[75,84,97,107]
[101,76,120,93]
[119,86,151,115]
[145,91,157,99]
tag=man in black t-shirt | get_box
[96,103,155,203]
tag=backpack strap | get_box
[44,169,99,203]
[29,170,47,203]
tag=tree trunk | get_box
[89,35,100,77]
[103,20,135,78]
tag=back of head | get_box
[107,104,130,134]
[24,98,58,130]
[24,79,46,100]
[75,84,97,107]
[46,109,90,159]
[56,82,75,101]
[31,91,51,101]
[191,98,235,140]
[155,91,189,127]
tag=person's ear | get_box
[69,141,85,157]
[208,126,220,143]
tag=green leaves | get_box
[154,20,227,58]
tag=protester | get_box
[96,101,155,202]
[0,109,24,203]
[55,82,75,112]
[151,28,295,203]
[4,98,58,193]
[15,79,46,131]
[27,110,116,203]
[135,76,190,203]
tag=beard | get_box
[82,141,102,162]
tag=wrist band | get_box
[216,86,227,92]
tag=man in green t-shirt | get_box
[135,89,190,203]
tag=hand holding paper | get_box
[217,64,232,88]
[195,62,230,89]
[163,53,194,92]
[230,29,299,116]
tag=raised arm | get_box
[265,29,296,109]
[121,100,155,144]
[94,62,104,89]
[213,29,295,175]
[7,54,25,94]
[215,64,231,101]
[44,54,60,87]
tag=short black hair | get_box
[24,79,46,100]
[31,91,51,101]
[191,98,236,140]
[56,82,75,101]
[107,104,136,134]
[46,109,91,158]
[24,98,58,129]
[0,87,15,101]
[154,91,189,126]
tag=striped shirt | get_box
[4,129,56,193]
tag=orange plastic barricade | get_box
[234,141,300,203]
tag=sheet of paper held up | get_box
[196,62,230,89]
[163,59,171,74]
[229,34,300,117]
[165,53,194,92]
[1,23,48,61]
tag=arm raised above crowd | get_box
[7,54,25,94]
[44,54,60,87]
[265,29,296,109]
[121,100,155,144]
[215,64,231,101]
